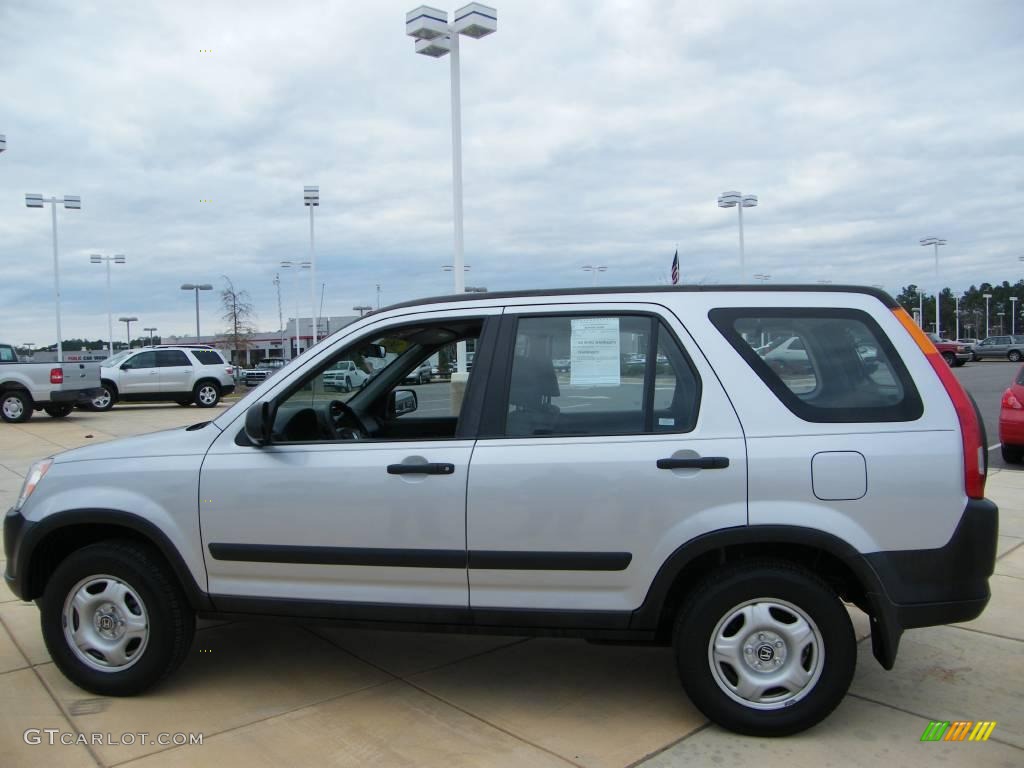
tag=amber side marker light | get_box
[892,308,986,498]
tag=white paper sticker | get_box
[570,318,620,387]
[659,417,675,426]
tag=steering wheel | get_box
[328,399,368,438]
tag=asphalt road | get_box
[952,359,1020,470]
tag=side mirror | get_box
[120,362,131,370]
[244,400,275,446]
[388,389,418,418]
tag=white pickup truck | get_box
[0,344,101,422]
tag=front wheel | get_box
[674,561,856,736]
[40,540,195,696]
[44,404,74,418]
[193,381,220,408]
[942,352,956,366]
[1,390,33,423]
[1009,351,1022,363]
[1002,444,1023,464]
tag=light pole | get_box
[303,186,319,344]
[983,293,993,337]
[376,284,382,310]
[353,305,373,318]
[407,3,498,375]
[274,273,285,359]
[144,327,157,346]
[717,191,758,282]
[26,193,81,362]
[280,261,310,358]
[1011,297,1019,335]
[754,273,770,284]
[954,295,960,341]
[119,317,138,348]
[998,312,1006,335]
[90,254,126,357]
[582,265,607,286]
[22,343,35,358]
[180,283,213,339]
[920,237,946,337]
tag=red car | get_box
[999,364,1024,463]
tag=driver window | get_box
[272,321,483,443]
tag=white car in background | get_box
[89,346,235,410]
[322,360,369,392]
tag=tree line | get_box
[894,279,1024,338]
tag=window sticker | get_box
[570,318,621,386]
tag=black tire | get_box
[953,359,966,368]
[90,382,116,412]
[673,560,856,736]
[942,352,955,366]
[40,540,195,696]
[1002,444,1023,464]
[1009,351,1022,363]
[44,404,74,418]
[344,376,352,393]
[972,353,982,362]
[193,381,220,408]
[1,390,33,423]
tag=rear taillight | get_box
[893,308,986,499]
[49,367,63,384]
[1003,388,1023,410]
[226,366,233,375]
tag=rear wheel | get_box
[1,390,33,423]
[1009,350,1022,363]
[942,352,956,366]
[44,404,74,418]
[673,560,855,736]
[90,383,116,412]
[1002,444,1023,464]
[193,381,220,408]
[40,540,195,696]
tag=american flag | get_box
[670,249,680,285]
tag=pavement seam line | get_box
[944,622,1023,644]
[623,721,713,768]
[31,663,106,767]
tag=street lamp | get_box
[920,237,947,337]
[144,327,157,346]
[353,305,373,318]
[753,273,770,284]
[465,285,488,292]
[26,192,81,362]
[983,293,993,337]
[582,265,607,286]
[717,191,758,282]
[180,283,213,339]
[1011,297,1019,335]
[90,254,126,357]
[954,295,960,341]
[407,3,497,375]
[303,185,320,343]
[280,261,310,358]
[998,311,1006,335]
[118,317,138,347]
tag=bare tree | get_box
[219,275,257,364]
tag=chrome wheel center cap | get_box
[743,630,787,671]
[94,604,125,640]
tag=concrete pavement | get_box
[1,405,1021,767]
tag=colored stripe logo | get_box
[921,721,996,742]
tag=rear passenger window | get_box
[191,350,223,365]
[710,308,922,423]
[503,315,700,437]
[156,350,191,367]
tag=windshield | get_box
[104,351,132,366]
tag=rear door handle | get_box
[387,463,455,476]
[656,457,730,470]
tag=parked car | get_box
[401,361,432,385]
[0,343,101,422]
[240,358,286,387]
[924,333,970,367]
[956,338,979,360]
[4,286,996,738]
[998,364,1024,463]
[87,346,235,410]
[322,360,368,392]
[973,335,1024,362]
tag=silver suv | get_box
[973,335,1024,362]
[4,287,997,737]
[88,346,236,410]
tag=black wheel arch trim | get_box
[7,508,212,611]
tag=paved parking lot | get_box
[1,404,1022,767]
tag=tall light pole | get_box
[717,191,758,282]
[1011,296,1019,335]
[582,265,607,286]
[983,293,993,337]
[407,3,497,375]
[303,186,319,344]
[954,295,960,341]
[26,193,81,362]
[144,327,157,346]
[180,283,213,339]
[754,273,771,284]
[376,283,382,310]
[119,317,138,348]
[90,254,126,357]
[998,311,1006,334]
[920,237,946,337]
[280,261,310,358]
[353,305,373,318]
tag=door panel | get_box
[200,434,473,606]
[157,349,194,392]
[119,351,159,395]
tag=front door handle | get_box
[387,462,455,476]
[656,457,730,470]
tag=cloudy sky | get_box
[2,0,1023,346]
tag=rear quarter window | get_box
[191,350,224,365]
[709,308,923,423]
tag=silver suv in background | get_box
[88,346,235,410]
[973,335,1024,362]
[4,287,997,737]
